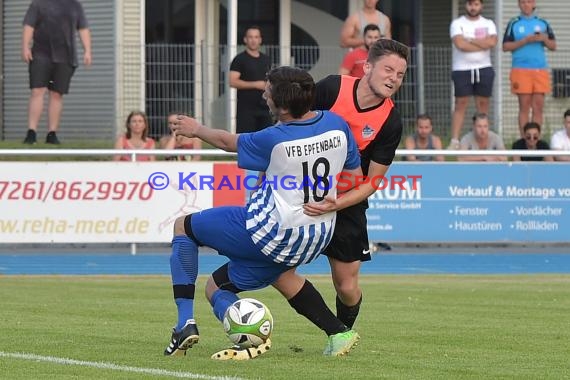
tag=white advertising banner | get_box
[0,162,221,243]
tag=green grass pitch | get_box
[1,275,569,379]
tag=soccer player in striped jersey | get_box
[164,66,362,359]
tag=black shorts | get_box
[323,203,371,263]
[452,66,494,97]
[29,59,76,94]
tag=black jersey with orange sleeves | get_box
[313,75,403,175]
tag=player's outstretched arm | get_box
[172,115,238,152]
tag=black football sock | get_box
[288,280,347,336]
[336,294,362,329]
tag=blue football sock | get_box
[170,235,199,330]
[211,289,239,322]
[175,298,194,331]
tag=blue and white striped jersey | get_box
[237,110,360,266]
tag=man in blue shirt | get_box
[164,66,363,359]
[503,0,556,137]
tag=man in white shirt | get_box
[550,109,570,161]
[449,0,497,149]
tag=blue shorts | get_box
[188,206,290,291]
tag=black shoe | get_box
[45,131,60,145]
[23,129,37,145]
[164,319,200,356]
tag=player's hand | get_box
[84,51,92,67]
[171,114,201,138]
[22,47,33,63]
[303,195,339,216]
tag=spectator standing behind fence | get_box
[512,122,552,162]
[113,111,156,162]
[448,0,497,150]
[340,0,391,49]
[229,26,272,134]
[339,24,381,78]
[550,109,570,162]
[21,0,91,145]
[458,112,507,161]
[404,114,444,162]
[503,0,556,137]
[159,112,202,161]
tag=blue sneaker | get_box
[164,319,199,356]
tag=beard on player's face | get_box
[467,9,481,17]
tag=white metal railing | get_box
[1,149,570,158]
[0,149,232,158]
[396,149,570,158]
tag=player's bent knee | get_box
[212,263,242,293]
[332,272,360,297]
[336,281,360,297]
[174,213,200,240]
[173,216,187,235]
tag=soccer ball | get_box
[222,298,273,348]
